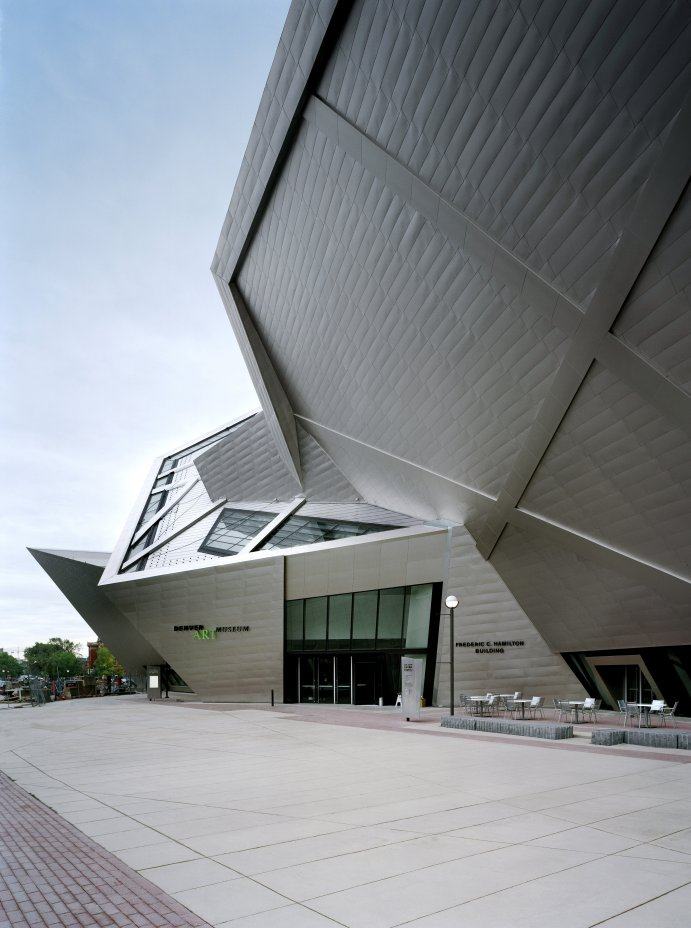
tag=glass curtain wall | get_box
[284,583,441,706]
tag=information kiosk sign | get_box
[401,657,424,721]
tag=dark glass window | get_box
[259,515,397,550]
[304,597,327,650]
[328,594,352,650]
[285,584,436,655]
[403,584,433,648]
[377,587,405,647]
[286,600,304,652]
[199,508,276,556]
[352,591,378,649]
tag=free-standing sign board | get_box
[147,666,162,701]
[401,657,424,721]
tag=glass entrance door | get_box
[299,656,336,703]
[317,656,334,703]
[336,655,351,704]
[597,663,654,706]
[299,656,317,703]
[353,657,378,705]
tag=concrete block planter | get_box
[441,716,573,740]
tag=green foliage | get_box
[0,649,23,678]
[91,645,124,679]
[24,638,84,678]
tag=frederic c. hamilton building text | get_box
[457,641,525,654]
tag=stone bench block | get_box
[591,729,625,746]
[591,729,685,748]
[440,716,476,731]
[624,729,679,749]
[441,716,572,739]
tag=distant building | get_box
[86,641,101,669]
[31,1,691,713]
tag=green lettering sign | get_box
[193,629,216,640]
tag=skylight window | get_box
[199,508,276,556]
[259,515,397,550]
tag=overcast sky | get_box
[1,0,291,656]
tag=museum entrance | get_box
[593,661,655,707]
[353,657,377,705]
[290,652,424,706]
[563,647,691,716]
[283,583,441,706]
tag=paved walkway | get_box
[1,696,690,927]
[0,770,212,928]
[177,701,691,764]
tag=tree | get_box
[90,646,124,679]
[0,649,23,678]
[24,638,84,678]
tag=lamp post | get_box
[445,594,459,715]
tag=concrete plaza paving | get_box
[1,696,689,927]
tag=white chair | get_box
[581,697,597,722]
[648,699,666,725]
[486,694,502,716]
[661,701,679,727]
[528,696,545,719]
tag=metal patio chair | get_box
[618,699,637,727]
[458,694,472,714]
[581,697,597,722]
[528,696,545,719]
[647,699,666,726]
[660,701,678,727]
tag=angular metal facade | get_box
[33,1,691,708]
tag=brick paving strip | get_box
[0,771,212,928]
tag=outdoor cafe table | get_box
[636,703,654,727]
[513,699,533,719]
[469,696,490,715]
[569,700,586,723]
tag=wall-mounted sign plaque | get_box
[456,640,525,654]
[173,625,251,638]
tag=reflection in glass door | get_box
[336,656,351,704]
[299,656,316,703]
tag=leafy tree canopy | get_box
[91,645,124,679]
[0,649,23,678]
[24,638,84,678]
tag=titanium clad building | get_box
[32,0,691,713]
